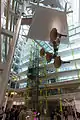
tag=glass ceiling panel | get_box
[36,40,53,52]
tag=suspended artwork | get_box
[40,48,45,57]
[28,6,70,68]
[40,28,70,68]
[46,52,53,63]
[28,6,69,44]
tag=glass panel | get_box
[19,83,27,88]
[69,29,75,36]
[76,26,80,33]
[44,44,48,48]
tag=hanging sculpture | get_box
[40,48,45,57]
[46,52,53,63]
[50,28,67,56]
[40,28,70,68]
[54,56,61,68]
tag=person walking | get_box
[64,109,68,120]
[0,107,3,120]
[50,111,54,120]
[19,107,26,120]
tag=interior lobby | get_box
[1,0,80,120]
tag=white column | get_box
[1,0,5,16]
[1,0,5,27]
[0,17,22,106]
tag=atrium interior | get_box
[1,0,80,120]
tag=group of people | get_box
[0,106,40,120]
[1,105,80,120]
[50,109,62,120]
[50,106,80,120]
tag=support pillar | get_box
[0,0,1,62]
[0,0,5,62]
[5,0,10,60]
[0,17,22,106]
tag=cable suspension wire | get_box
[40,55,48,118]
[56,66,63,113]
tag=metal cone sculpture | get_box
[50,28,57,43]
[40,28,69,68]
[54,56,61,68]
[46,52,53,63]
[40,48,45,57]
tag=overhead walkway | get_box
[39,69,79,79]
[18,58,80,75]
[10,92,80,103]
[18,66,80,84]
[39,91,80,101]
[8,80,80,102]
[9,79,80,92]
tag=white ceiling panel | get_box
[28,6,68,44]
